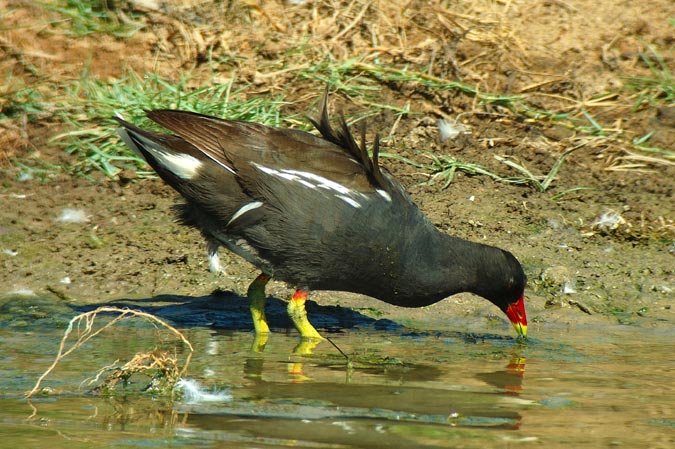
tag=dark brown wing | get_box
[145,90,387,195]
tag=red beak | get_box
[505,295,527,337]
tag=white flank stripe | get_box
[254,163,370,203]
[251,164,319,190]
[297,179,316,189]
[254,164,278,175]
[121,129,235,177]
[278,172,300,181]
[336,195,362,208]
[227,201,264,226]
[281,169,353,195]
[154,151,203,179]
[376,189,392,202]
[126,132,204,179]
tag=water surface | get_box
[1,297,673,449]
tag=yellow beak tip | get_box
[513,322,528,338]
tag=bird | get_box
[115,89,527,341]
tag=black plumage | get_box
[115,90,528,338]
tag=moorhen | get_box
[116,90,527,340]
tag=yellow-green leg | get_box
[287,290,323,340]
[247,273,271,335]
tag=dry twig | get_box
[26,306,193,398]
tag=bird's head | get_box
[476,249,528,338]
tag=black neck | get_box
[383,224,522,309]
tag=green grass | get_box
[50,70,290,177]
[7,1,673,191]
[381,142,586,193]
[11,159,64,182]
[47,61,586,191]
[301,59,526,116]
[619,43,675,164]
[382,152,522,190]
[494,143,586,192]
[32,58,594,193]
[0,78,44,121]
[301,57,673,166]
[39,0,143,37]
[625,44,675,108]
[631,132,675,161]
[23,38,672,185]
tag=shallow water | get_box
[1,297,674,449]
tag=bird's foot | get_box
[287,290,323,340]
[247,273,271,335]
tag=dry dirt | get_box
[1,0,674,335]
